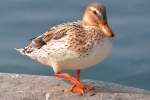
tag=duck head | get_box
[82,2,114,37]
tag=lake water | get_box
[0,0,150,90]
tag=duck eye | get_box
[93,11,97,15]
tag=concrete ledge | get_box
[0,73,150,100]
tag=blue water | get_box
[0,0,150,90]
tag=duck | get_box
[16,2,114,95]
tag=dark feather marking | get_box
[24,35,46,53]
[29,36,46,49]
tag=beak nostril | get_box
[111,33,114,37]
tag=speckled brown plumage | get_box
[41,21,105,54]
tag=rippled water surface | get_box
[0,0,150,90]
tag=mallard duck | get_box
[16,2,114,94]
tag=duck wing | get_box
[16,21,82,54]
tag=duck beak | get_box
[99,20,114,37]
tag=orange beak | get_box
[99,20,114,37]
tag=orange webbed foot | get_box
[55,72,94,95]
[69,84,93,95]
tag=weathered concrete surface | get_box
[0,73,150,100]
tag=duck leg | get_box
[54,71,93,94]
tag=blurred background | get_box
[0,0,150,90]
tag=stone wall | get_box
[0,73,150,100]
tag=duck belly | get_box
[60,38,112,70]
[27,38,112,73]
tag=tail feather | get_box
[15,48,26,55]
[15,35,46,56]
